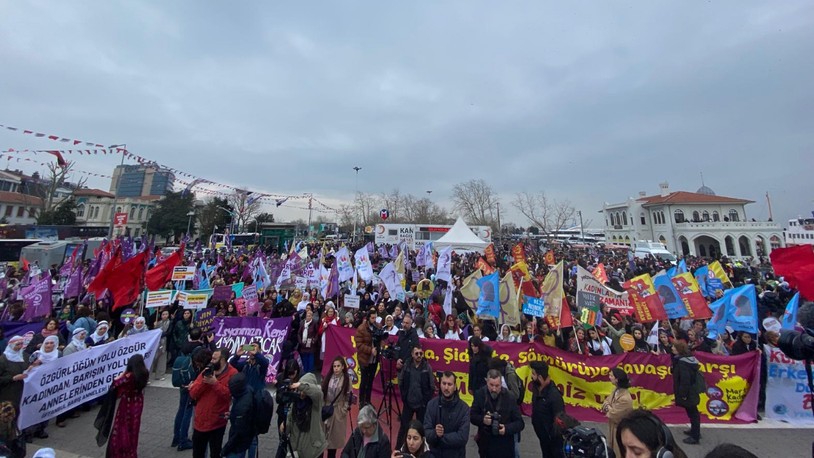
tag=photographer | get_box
[282,372,326,458]
[396,346,434,449]
[188,347,238,458]
[470,369,524,458]
[424,371,469,458]
[355,309,380,407]
[530,361,565,458]
[275,359,301,433]
[229,340,268,457]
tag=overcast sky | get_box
[1,1,812,228]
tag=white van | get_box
[633,241,677,264]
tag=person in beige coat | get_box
[601,368,634,457]
[322,356,351,458]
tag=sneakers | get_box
[682,437,699,445]
[177,442,193,451]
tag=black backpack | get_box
[253,388,275,434]
[172,346,202,388]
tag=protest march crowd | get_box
[0,230,812,458]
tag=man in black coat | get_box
[470,369,524,458]
[396,314,420,367]
[221,373,255,457]
[530,362,565,458]
[396,345,434,449]
[424,371,470,458]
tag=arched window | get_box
[702,211,710,222]
[674,209,685,223]
[729,209,739,222]
[129,206,136,219]
[658,235,667,244]
[137,207,144,220]
[93,207,100,219]
[624,235,631,245]
[76,204,85,218]
[623,212,628,225]
[692,211,700,222]
[116,206,122,213]
[712,211,720,222]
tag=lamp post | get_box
[107,144,126,238]
[186,210,196,236]
[352,166,362,242]
[577,210,585,244]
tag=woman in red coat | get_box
[107,354,149,458]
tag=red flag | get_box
[546,296,573,329]
[476,257,495,275]
[107,251,147,310]
[484,243,497,266]
[544,250,556,266]
[87,247,122,296]
[770,245,814,301]
[593,263,609,284]
[146,247,183,291]
[45,150,67,167]
[21,257,29,271]
[624,274,668,323]
[511,242,526,264]
[671,272,712,319]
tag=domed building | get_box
[602,182,784,259]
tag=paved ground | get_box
[23,379,813,458]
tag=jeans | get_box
[684,404,701,440]
[224,435,258,458]
[173,389,194,446]
[193,426,226,458]
[302,352,314,373]
[359,362,377,406]
[396,404,426,449]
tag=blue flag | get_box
[725,284,758,334]
[677,259,687,274]
[781,292,800,331]
[694,266,713,298]
[653,273,688,319]
[706,295,729,339]
[476,272,500,318]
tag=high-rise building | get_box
[110,164,175,197]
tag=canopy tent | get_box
[432,217,490,253]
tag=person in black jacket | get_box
[672,340,702,445]
[221,373,255,458]
[396,346,434,449]
[467,337,492,396]
[424,371,470,458]
[529,362,565,458]
[470,370,524,458]
[396,314,420,368]
[341,405,391,458]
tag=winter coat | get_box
[396,327,420,363]
[424,392,470,458]
[173,319,191,350]
[287,372,326,458]
[530,381,565,449]
[323,378,350,450]
[672,355,701,408]
[602,387,633,457]
[398,359,434,409]
[468,347,492,395]
[470,386,524,457]
[230,352,269,394]
[298,319,320,354]
[221,374,255,456]
[355,323,375,367]
[0,355,28,410]
[189,364,238,432]
[341,425,392,458]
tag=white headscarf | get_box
[3,336,25,362]
[91,321,109,344]
[71,328,87,350]
[128,317,147,335]
[35,335,61,363]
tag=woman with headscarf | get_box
[25,318,66,355]
[497,324,518,343]
[0,337,29,423]
[105,354,149,458]
[57,329,88,427]
[631,327,650,353]
[23,336,60,440]
[122,317,148,337]
[87,321,112,347]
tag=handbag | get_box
[321,391,342,422]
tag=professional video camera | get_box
[371,326,388,347]
[563,426,612,458]
[380,342,401,361]
[777,301,814,361]
[276,378,301,405]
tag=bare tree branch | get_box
[512,191,575,240]
[452,179,498,226]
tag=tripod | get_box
[377,355,402,427]
[275,404,298,458]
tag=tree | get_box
[197,197,232,242]
[38,198,78,225]
[24,161,87,221]
[249,212,275,231]
[146,191,195,243]
[512,191,576,241]
[451,179,499,226]
[227,191,262,232]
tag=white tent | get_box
[433,217,490,253]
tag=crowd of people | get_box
[0,235,798,458]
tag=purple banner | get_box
[21,274,53,321]
[194,308,217,333]
[242,284,259,316]
[212,285,232,302]
[211,316,291,382]
[0,321,44,347]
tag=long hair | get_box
[616,410,688,458]
[321,356,350,401]
[673,340,691,357]
[612,367,631,389]
[126,354,150,391]
[402,419,428,456]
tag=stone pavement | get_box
[24,381,813,458]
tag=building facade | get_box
[784,214,814,247]
[74,189,157,237]
[110,164,175,198]
[601,183,784,259]
[0,191,42,225]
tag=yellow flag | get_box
[499,272,521,327]
[459,270,483,312]
[542,261,564,317]
[708,261,732,287]
[395,250,405,276]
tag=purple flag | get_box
[64,265,83,298]
[378,246,389,259]
[366,242,375,254]
[21,272,53,321]
[389,244,399,259]
[325,261,340,299]
[211,316,291,382]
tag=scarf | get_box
[128,317,147,335]
[41,328,59,338]
[37,336,60,363]
[71,329,87,350]
[2,337,24,362]
[91,321,109,344]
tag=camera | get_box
[395,452,414,458]
[778,328,814,361]
[380,343,401,361]
[276,379,301,404]
[488,411,501,436]
[202,364,214,377]
[371,326,388,347]
[563,426,611,458]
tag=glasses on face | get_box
[414,352,423,357]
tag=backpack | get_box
[172,346,202,388]
[693,369,707,395]
[253,388,275,434]
[505,363,525,405]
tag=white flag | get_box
[354,246,374,281]
[443,286,453,316]
[335,247,354,282]
[647,321,660,347]
[436,246,453,283]
[379,262,403,297]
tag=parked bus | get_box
[211,232,260,250]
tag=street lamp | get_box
[186,211,196,236]
[216,206,234,233]
[107,144,126,238]
[352,166,362,242]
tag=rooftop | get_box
[0,191,43,206]
[74,188,114,198]
[639,191,752,206]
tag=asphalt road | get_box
[22,381,812,458]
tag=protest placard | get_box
[172,266,195,281]
[145,290,172,308]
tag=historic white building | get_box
[784,213,814,247]
[73,188,158,237]
[601,183,784,259]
